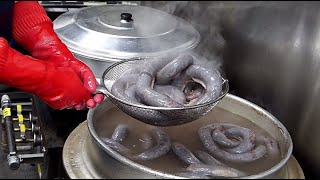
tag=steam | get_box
[141,1,226,74]
[141,1,189,15]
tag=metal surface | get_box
[53,4,200,60]
[63,94,302,179]
[220,4,320,178]
[219,2,320,178]
[97,58,229,126]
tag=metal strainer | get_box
[96,59,229,127]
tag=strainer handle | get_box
[222,78,229,84]
[94,86,108,96]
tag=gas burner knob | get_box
[31,116,38,124]
[33,134,42,147]
[31,123,40,134]
[7,153,20,170]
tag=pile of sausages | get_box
[101,123,280,179]
[111,53,223,107]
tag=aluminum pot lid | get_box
[53,4,200,61]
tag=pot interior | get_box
[88,93,292,178]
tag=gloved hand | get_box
[12,1,104,109]
[0,37,92,110]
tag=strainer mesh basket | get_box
[99,59,229,126]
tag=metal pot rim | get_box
[87,93,293,179]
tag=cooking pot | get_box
[63,94,303,179]
[53,4,200,82]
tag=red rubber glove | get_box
[0,38,92,110]
[12,1,104,109]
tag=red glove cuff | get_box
[0,38,47,92]
[12,1,53,45]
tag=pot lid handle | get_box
[120,13,133,28]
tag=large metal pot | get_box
[53,4,200,81]
[63,94,303,179]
